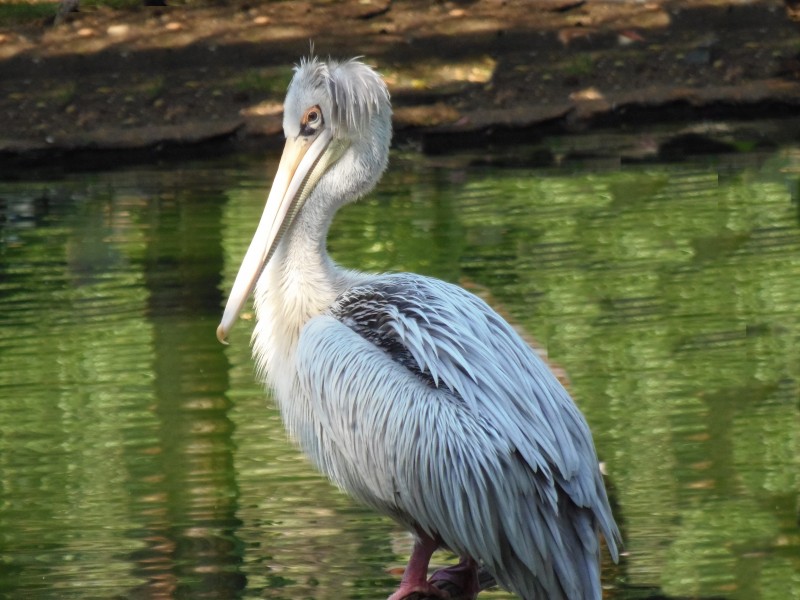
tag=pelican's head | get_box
[216,56,392,343]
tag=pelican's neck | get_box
[251,136,387,391]
[251,191,358,383]
[261,206,335,318]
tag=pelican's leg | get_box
[387,531,449,600]
[428,556,480,599]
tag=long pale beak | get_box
[216,129,337,343]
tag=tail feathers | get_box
[488,494,607,600]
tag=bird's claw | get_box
[428,560,481,600]
[387,582,450,600]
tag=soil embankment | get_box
[1,0,799,167]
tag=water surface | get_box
[1,144,798,599]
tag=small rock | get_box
[558,27,596,46]
[107,24,130,37]
[77,27,96,38]
[570,87,604,101]
[165,21,183,32]
[617,30,644,46]
[253,15,270,25]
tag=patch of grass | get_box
[234,67,294,96]
[0,0,147,26]
[144,75,166,100]
[52,81,77,106]
[564,54,595,77]
[0,2,58,26]
[80,0,141,10]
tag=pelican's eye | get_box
[300,105,323,136]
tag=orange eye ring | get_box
[300,105,323,137]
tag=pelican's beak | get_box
[216,128,341,343]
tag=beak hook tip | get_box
[216,324,230,345]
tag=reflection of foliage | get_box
[0,149,798,598]
[330,151,800,598]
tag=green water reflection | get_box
[0,146,798,599]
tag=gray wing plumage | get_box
[294,273,620,600]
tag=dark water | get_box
[0,144,798,599]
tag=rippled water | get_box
[0,144,798,599]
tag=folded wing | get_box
[295,273,620,599]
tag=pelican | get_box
[217,56,621,600]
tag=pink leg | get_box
[429,556,481,599]
[387,532,450,600]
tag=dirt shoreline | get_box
[1,0,799,168]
